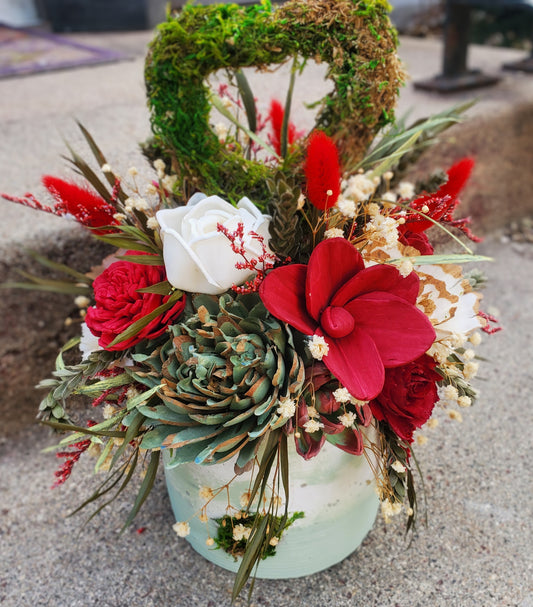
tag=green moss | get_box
[214,511,305,560]
[144,0,402,207]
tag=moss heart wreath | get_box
[145,0,402,207]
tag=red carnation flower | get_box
[370,355,441,443]
[85,256,186,351]
[42,175,118,235]
[303,130,341,210]
[398,229,434,255]
[260,238,436,401]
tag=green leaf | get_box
[164,440,214,467]
[209,91,279,158]
[368,130,422,178]
[73,122,127,202]
[76,121,108,167]
[113,254,164,266]
[24,249,93,284]
[40,420,125,439]
[139,425,179,449]
[121,450,160,531]
[387,254,493,266]
[279,432,289,511]
[75,373,131,397]
[137,404,191,425]
[126,384,162,410]
[2,273,90,295]
[235,70,257,133]
[93,234,157,254]
[110,412,146,469]
[232,512,270,602]
[136,281,173,295]
[63,144,115,204]
[247,430,279,509]
[95,439,114,473]
[280,56,298,159]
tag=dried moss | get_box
[144,0,402,206]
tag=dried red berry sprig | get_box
[478,310,502,335]
[52,421,96,488]
[217,221,279,294]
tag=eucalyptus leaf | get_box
[388,254,493,266]
[135,281,173,295]
[210,91,279,159]
[121,450,160,531]
[113,254,164,266]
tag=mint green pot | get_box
[164,439,379,579]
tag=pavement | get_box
[0,28,532,607]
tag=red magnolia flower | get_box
[259,238,436,401]
[397,158,481,243]
[42,175,118,234]
[303,130,341,210]
[370,355,441,443]
[268,99,301,156]
[85,255,186,351]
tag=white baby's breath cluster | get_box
[308,334,329,360]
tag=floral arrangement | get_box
[2,0,499,600]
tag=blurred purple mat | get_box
[0,25,128,78]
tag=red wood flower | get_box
[259,238,436,401]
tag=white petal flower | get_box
[157,194,271,294]
[336,197,356,218]
[232,524,251,542]
[397,181,415,199]
[303,419,324,433]
[276,398,296,419]
[338,411,356,428]
[173,521,190,537]
[324,228,344,239]
[333,387,351,403]
[391,460,406,474]
[417,264,483,340]
[79,322,101,360]
[307,335,329,360]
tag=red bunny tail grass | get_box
[304,130,341,210]
[268,99,300,157]
[439,157,475,200]
[42,175,118,234]
[268,99,284,156]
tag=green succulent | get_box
[131,292,305,468]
